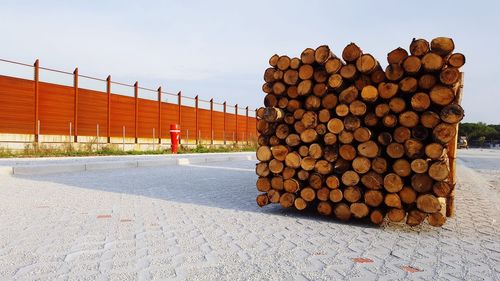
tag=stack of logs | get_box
[255,37,465,227]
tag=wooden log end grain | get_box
[409,38,430,57]
[350,203,370,218]
[268,189,281,203]
[301,48,316,65]
[406,209,427,226]
[387,47,408,64]
[294,197,308,210]
[384,173,404,193]
[416,194,441,213]
[317,201,333,216]
[342,43,362,63]
[427,211,446,227]
[431,37,455,56]
[269,54,279,67]
[370,209,385,225]
[315,45,332,64]
[256,193,269,207]
[334,203,352,221]
[280,193,296,208]
[387,208,406,222]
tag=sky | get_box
[1,0,499,122]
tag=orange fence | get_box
[0,58,257,145]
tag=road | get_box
[0,150,499,280]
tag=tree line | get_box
[459,122,500,146]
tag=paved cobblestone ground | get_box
[0,150,499,280]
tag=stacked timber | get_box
[255,37,465,227]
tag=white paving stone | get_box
[0,149,499,280]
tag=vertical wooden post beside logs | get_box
[446,73,464,217]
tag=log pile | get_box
[255,37,465,227]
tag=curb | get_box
[9,154,256,176]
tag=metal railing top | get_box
[0,57,255,112]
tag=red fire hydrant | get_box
[170,124,181,154]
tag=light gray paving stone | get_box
[0,150,499,280]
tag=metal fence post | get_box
[235,104,238,144]
[107,75,111,143]
[178,91,182,143]
[122,126,125,151]
[158,86,162,144]
[97,123,100,151]
[134,81,138,144]
[73,67,79,143]
[223,101,226,145]
[34,59,39,143]
[210,98,214,145]
[195,95,199,145]
[246,106,249,145]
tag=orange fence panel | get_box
[78,88,108,137]
[138,98,158,139]
[110,94,135,138]
[38,82,74,135]
[0,76,35,134]
[0,66,258,143]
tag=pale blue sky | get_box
[1,0,499,122]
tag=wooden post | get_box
[446,72,464,218]
[235,104,238,144]
[223,101,226,145]
[73,67,79,143]
[134,81,138,144]
[178,91,182,143]
[195,95,199,145]
[210,99,214,145]
[106,75,111,143]
[34,59,39,143]
[158,87,162,144]
[246,106,249,145]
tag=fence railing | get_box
[0,58,258,146]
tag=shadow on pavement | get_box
[18,160,381,229]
